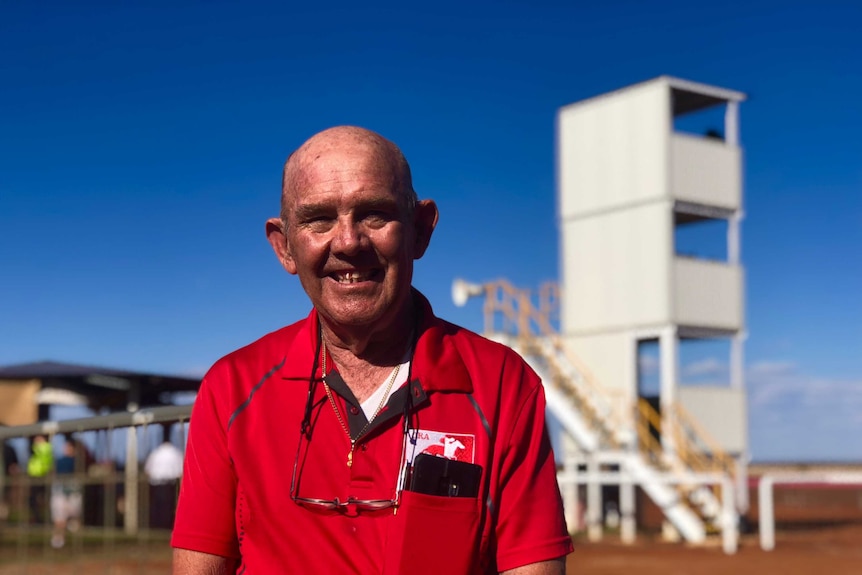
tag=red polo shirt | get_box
[172,292,572,573]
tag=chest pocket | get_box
[383,490,482,575]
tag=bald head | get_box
[280,126,417,222]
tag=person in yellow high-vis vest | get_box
[27,435,53,524]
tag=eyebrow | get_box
[293,203,331,221]
[293,196,401,220]
[356,197,401,211]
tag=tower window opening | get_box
[674,217,728,262]
[673,102,727,141]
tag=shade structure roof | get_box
[0,360,201,413]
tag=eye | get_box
[299,214,335,231]
[362,209,397,227]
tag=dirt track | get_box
[568,523,862,575]
[0,524,860,574]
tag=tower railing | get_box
[474,278,736,481]
[477,279,629,447]
[669,402,738,480]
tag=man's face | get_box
[272,140,434,333]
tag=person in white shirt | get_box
[145,428,184,529]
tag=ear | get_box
[411,199,438,259]
[265,217,297,274]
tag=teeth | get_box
[335,271,369,283]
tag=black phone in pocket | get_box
[409,453,482,498]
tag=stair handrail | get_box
[478,279,629,445]
[471,278,737,539]
[670,402,738,479]
[636,398,729,526]
[635,397,736,479]
[475,278,738,479]
[634,399,666,466]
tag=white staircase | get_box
[499,334,711,543]
[462,279,736,545]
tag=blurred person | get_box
[2,440,20,476]
[145,435,183,530]
[27,435,53,524]
[1,438,20,522]
[171,126,572,574]
[50,438,88,548]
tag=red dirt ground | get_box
[0,524,859,574]
[567,523,862,575]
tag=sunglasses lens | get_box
[355,500,394,511]
[294,496,397,513]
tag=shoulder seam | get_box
[226,358,287,431]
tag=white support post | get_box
[624,333,639,450]
[730,332,745,390]
[620,468,636,544]
[586,456,603,542]
[731,329,748,512]
[759,476,776,551]
[728,212,742,265]
[659,326,678,455]
[721,475,739,554]
[124,426,139,535]
[561,433,580,532]
[725,101,739,146]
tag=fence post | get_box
[125,426,139,534]
[758,475,775,551]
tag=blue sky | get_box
[1,1,859,462]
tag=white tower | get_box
[557,77,748,503]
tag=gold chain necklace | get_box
[322,344,400,468]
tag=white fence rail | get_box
[0,405,193,572]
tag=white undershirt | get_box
[360,359,411,420]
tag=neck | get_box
[319,299,415,367]
[319,310,414,403]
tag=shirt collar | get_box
[410,290,473,393]
[277,289,474,394]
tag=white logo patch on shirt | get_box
[408,430,475,464]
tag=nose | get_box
[331,217,366,255]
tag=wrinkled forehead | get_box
[297,142,396,182]
[283,133,406,199]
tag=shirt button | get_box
[360,444,368,451]
[349,406,359,415]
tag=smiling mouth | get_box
[331,271,376,283]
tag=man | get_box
[172,126,573,574]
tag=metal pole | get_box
[659,326,678,455]
[586,455,602,541]
[721,475,738,554]
[620,467,636,544]
[124,426,138,535]
[561,435,579,531]
[724,101,739,147]
[758,475,775,551]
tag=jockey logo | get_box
[410,430,475,464]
